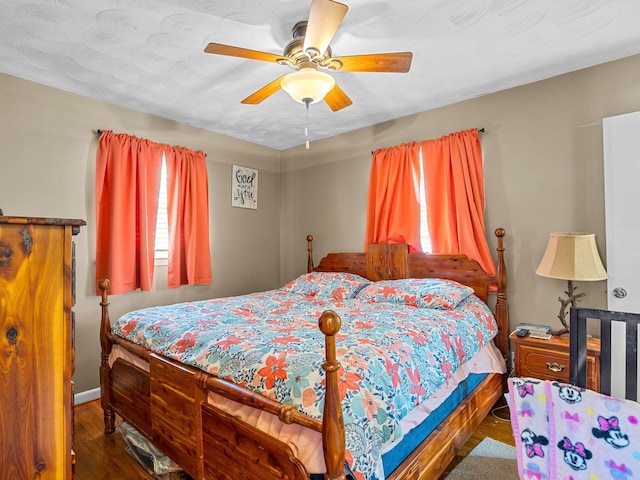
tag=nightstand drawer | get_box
[519,346,569,382]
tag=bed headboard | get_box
[307,228,509,363]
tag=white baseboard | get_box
[75,387,101,405]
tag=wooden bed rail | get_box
[196,375,322,432]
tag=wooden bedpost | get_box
[318,310,346,480]
[98,278,116,433]
[494,228,509,366]
[307,235,314,273]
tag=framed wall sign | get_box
[232,165,258,209]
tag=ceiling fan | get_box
[203,0,413,112]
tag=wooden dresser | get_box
[0,216,85,480]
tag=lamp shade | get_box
[536,232,607,281]
[281,66,335,105]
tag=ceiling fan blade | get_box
[324,83,352,111]
[241,75,288,105]
[331,52,413,73]
[303,0,348,57]
[204,42,284,64]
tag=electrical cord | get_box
[490,368,516,422]
[491,403,511,422]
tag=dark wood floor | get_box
[73,398,515,479]
[74,400,156,480]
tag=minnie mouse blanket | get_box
[508,377,640,480]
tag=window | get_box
[364,129,494,274]
[96,130,211,293]
[154,156,169,262]
[419,151,432,253]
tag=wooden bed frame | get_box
[98,228,508,480]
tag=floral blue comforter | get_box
[113,275,498,480]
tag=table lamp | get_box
[536,232,607,335]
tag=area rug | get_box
[445,437,518,479]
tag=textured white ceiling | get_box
[2,0,640,150]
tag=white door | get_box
[603,111,640,398]
[603,111,640,313]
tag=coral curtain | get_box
[364,142,422,252]
[95,130,164,294]
[420,128,495,275]
[165,146,212,288]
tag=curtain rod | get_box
[371,128,485,154]
[93,129,207,157]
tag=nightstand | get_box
[510,331,601,392]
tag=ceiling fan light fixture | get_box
[281,66,335,105]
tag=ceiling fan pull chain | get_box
[305,99,311,149]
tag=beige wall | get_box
[281,54,640,342]
[0,73,282,392]
[2,53,640,393]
